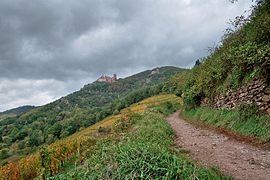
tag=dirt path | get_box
[166,112,270,180]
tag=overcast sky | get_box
[0,0,253,112]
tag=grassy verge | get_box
[50,103,230,179]
[182,107,270,143]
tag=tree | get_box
[9,127,20,142]
[194,59,201,67]
[28,130,43,147]
[49,123,62,139]
[0,148,10,159]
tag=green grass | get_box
[183,107,270,142]
[49,103,230,179]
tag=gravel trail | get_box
[166,112,270,180]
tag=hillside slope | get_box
[0,95,178,179]
[165,0,270,109]
[0,95,229,179]
[0,66,185,164]
[164,0,270,142]
[0,106,35,120]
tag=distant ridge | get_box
[0,105,36,118]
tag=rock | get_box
[249,159,256,165]
[249,89,257,94]
[254,80,260,85]
[267,108,270,115]
[248,82,254,87]
[262,95,270,102]
[240,92,248,98]
[254,83,261,89]
[258,86,266,92]
[264,87,270,94]
[255,97,262,101]
[249,93,255,97]
[259,106,266,111]
[212,79,269,113]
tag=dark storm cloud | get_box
[0,0,253,111]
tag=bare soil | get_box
[166,112,270,180]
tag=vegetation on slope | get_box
[49,100,229,179]
[164,0,270,109]
[162,1,270,142]
[0,95,183,179]
[0,66,185,164]
[183,106,270,142]
[0,106,35,120]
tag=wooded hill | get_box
[0,66,185,164]
[0,106,36,120]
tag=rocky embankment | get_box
[202,78,270,115]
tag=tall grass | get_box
[50,103,230,179]
[183,107,270,142]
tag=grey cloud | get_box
[0,0,254,111]
[0,77,94,112]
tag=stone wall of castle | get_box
[97,74,117,83]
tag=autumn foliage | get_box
[0,95,180,180]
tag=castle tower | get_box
[113,74,117,81]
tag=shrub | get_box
[0,148,10,160]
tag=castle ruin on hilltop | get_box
[150,68,160,75]
[96,74,117,83]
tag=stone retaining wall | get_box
[202,78,270,115]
